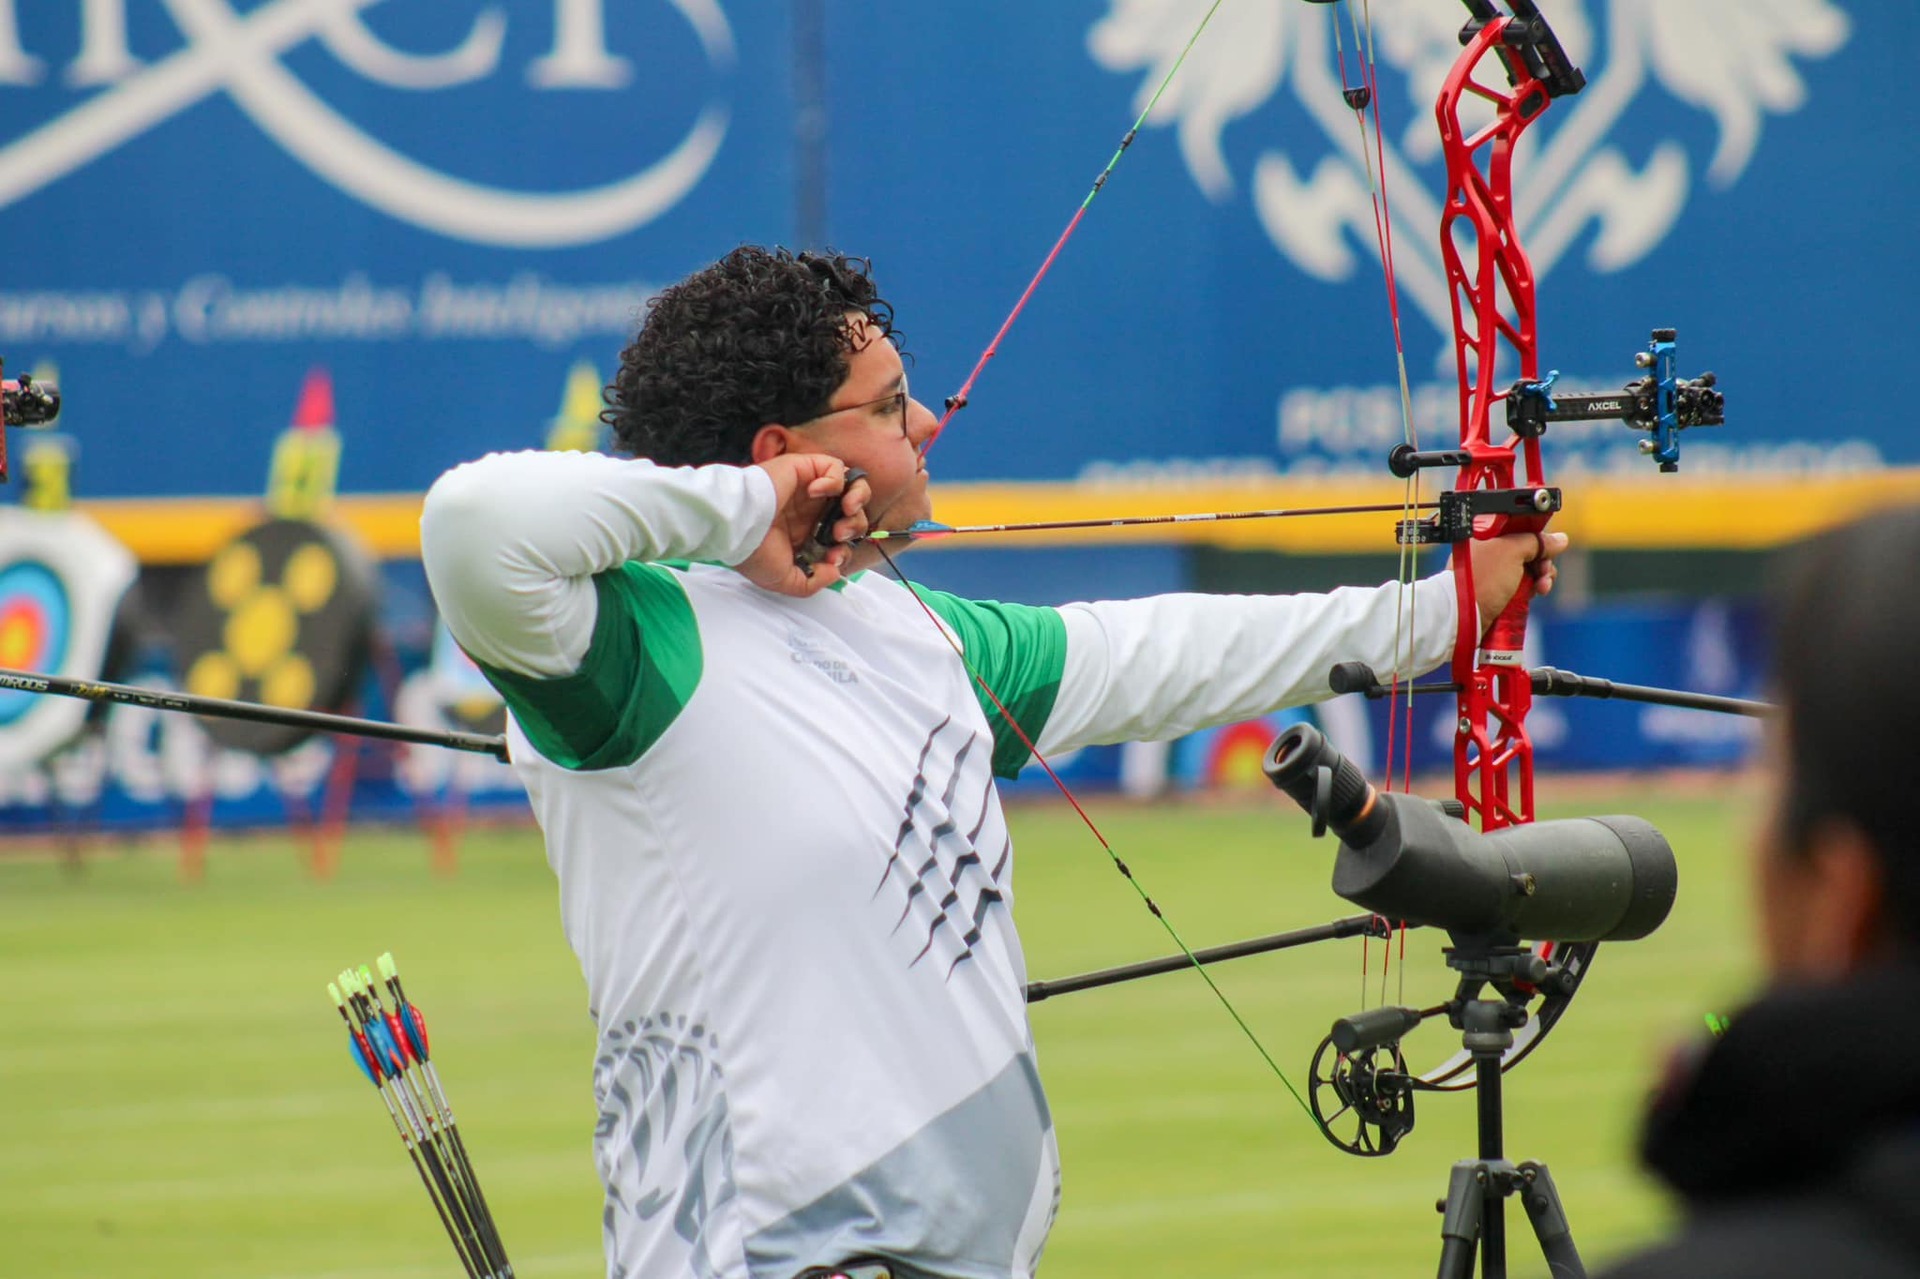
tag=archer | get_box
[419,245,1557,1279]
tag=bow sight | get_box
[0,357,62,482]
[1390,329,1724,486]
[1509,331,1723,473]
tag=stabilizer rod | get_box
[1529,665,1769,718]
[0,666,509,761]
[1025,913,1395,1003]
[1328,662,1771,718]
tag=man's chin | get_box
[845,542,889,574]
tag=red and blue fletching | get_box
[350,1032,379,1084]
[385,1012,416,1064]
[402,1005,430,1059]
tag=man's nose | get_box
[906,398,938,447]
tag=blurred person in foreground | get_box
[419,245,1560,1279]
[1600,504,1920,1278]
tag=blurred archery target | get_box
[0,564,67,715]
[174,517,376,755]
[1169,708,1312,792]
[0,507,137,768]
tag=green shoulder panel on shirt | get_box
[915,587,1067,778]
[477,562,702,771]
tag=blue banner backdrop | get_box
[0,0,1907,501]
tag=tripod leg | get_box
[1436,1160,1484,1279]
[1518,1161,1586,1279]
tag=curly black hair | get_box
[601,246,902,466]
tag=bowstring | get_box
[1333,0,1416,1009]
[881,0,1338,1127]
[871,540,1322,1131]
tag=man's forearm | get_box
[1037,575,1457,754]
[419,451,773,678]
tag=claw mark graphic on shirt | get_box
[595,1013,736,1279]
[873,718,1010,978]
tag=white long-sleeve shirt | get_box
[420,451,1455,1279]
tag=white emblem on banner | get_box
[1089,0,1849,347]
[0,0,734,248]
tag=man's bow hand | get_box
[1473,530,1569,637]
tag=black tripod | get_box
[1433,944,1586,1279]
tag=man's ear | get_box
[749,425,793,464]
[1795,820,1889,977]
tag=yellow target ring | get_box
[0,608,37,667]
[207,541,262,610]
[283,543,337,613]
[260,655,316,709]
[185,651,241,701]
[225,587,298,677]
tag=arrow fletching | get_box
[325,952,513,1279]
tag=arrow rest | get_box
[1395,486,1562,546]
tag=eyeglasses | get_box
[798,385,910,438]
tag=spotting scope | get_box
[1262,725,1676,942]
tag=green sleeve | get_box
[476,562,702,770]
[915,587,1068,778]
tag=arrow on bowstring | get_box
[1026,913,1398,1002]
[865,499,1437,544]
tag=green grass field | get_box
[0,777,1764,1278]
